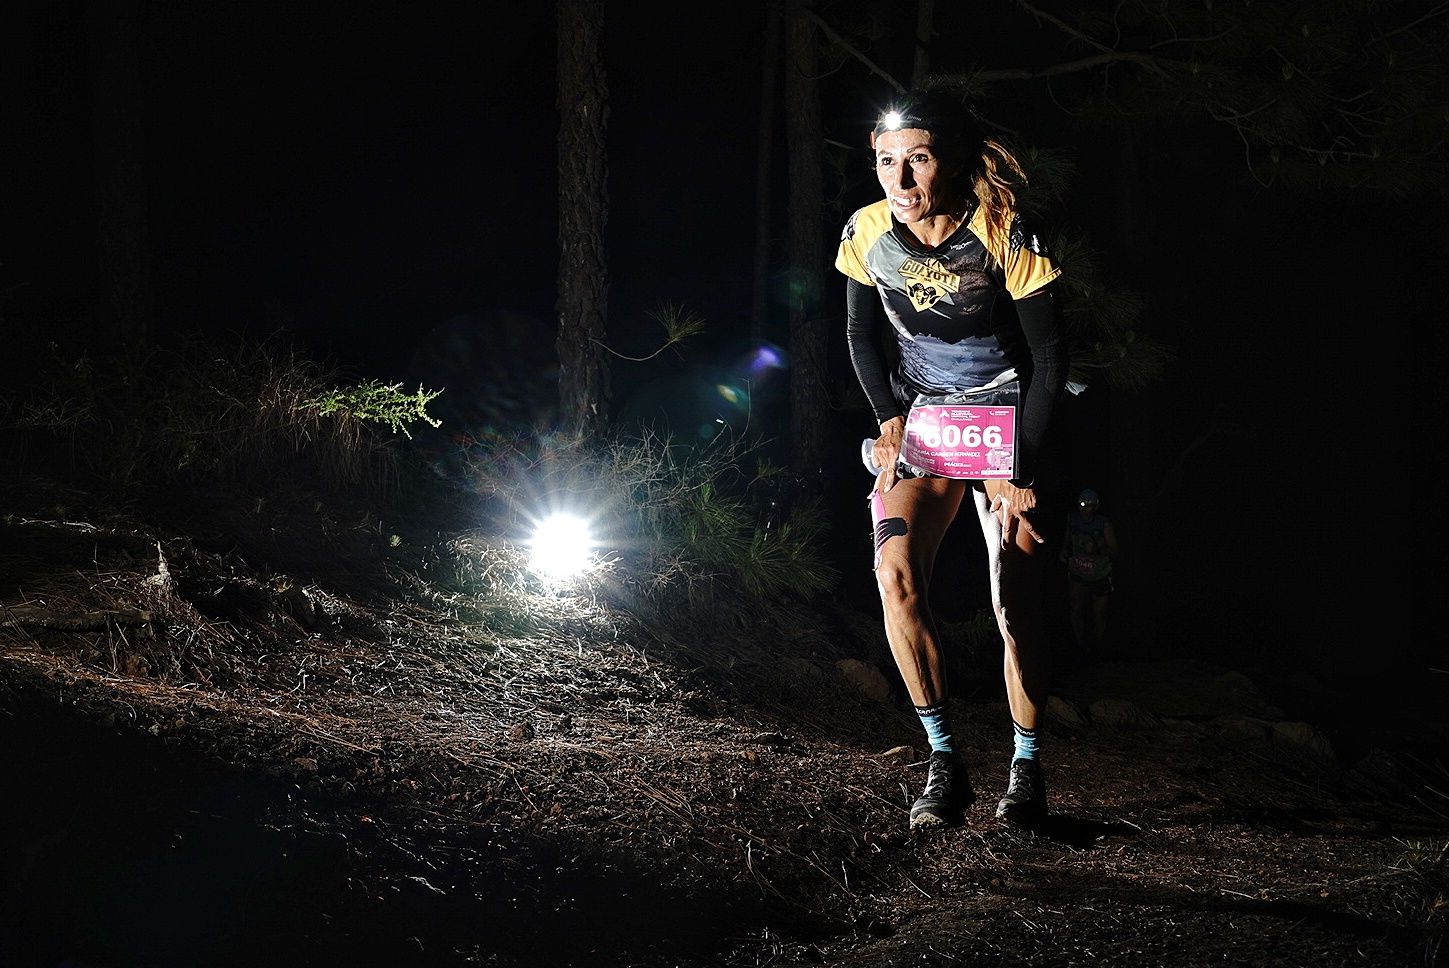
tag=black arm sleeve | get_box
[845,277,904,425]
[1013,283,1069,487]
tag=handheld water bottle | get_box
[861,438,882,475]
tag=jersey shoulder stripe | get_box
[973,207,1061,300]
[838,199,1060,299]
[835,200,894,286]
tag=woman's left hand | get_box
[984,480,1043,549]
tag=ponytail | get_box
[973,139,1028,253]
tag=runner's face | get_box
[874,128,950,223]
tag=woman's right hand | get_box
[872,416,906,492]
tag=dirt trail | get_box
[2,490,1445,968]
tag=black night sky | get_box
[4,1,1446,707]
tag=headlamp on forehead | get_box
[872,91,978,151]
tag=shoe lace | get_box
[1007,760,1039,799]
[923,754,955,800]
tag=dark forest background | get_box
[4,0,1446,719]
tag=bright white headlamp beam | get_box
[528,512,595,580]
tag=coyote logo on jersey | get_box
[898,257,960,312]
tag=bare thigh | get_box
[872,476,969,582]
[967,487,1045,606]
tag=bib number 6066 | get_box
[921,424,1004,449]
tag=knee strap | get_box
[870,489,908,570]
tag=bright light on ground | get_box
[529,513,595,579]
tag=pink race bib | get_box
[900,403,1017,479]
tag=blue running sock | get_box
[1012,721,1039,761]
[916,701,955,755]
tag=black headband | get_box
[872,91,980,154]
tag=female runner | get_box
[837,90,1069,829]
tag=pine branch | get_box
[1008,0,1114,54]
[592,302,706,363]
[804,10,905,93]
[976,49,1173,83]
[1370,0,1449,44]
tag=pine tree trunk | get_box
[555,0,611,437]
[1108,124,1154,597]
[911,0,934,88]
[750,5,783,344]
[1109,125,1151,508]
[87,0,153,351]
[785,0,828,479]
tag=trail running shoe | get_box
[995,757,1048,825]
[909,751,975,829]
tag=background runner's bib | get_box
[900,382,1018,479]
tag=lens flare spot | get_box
[715,383,748,410]
[747,344,785,376]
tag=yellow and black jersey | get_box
[836,199,1060,396]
